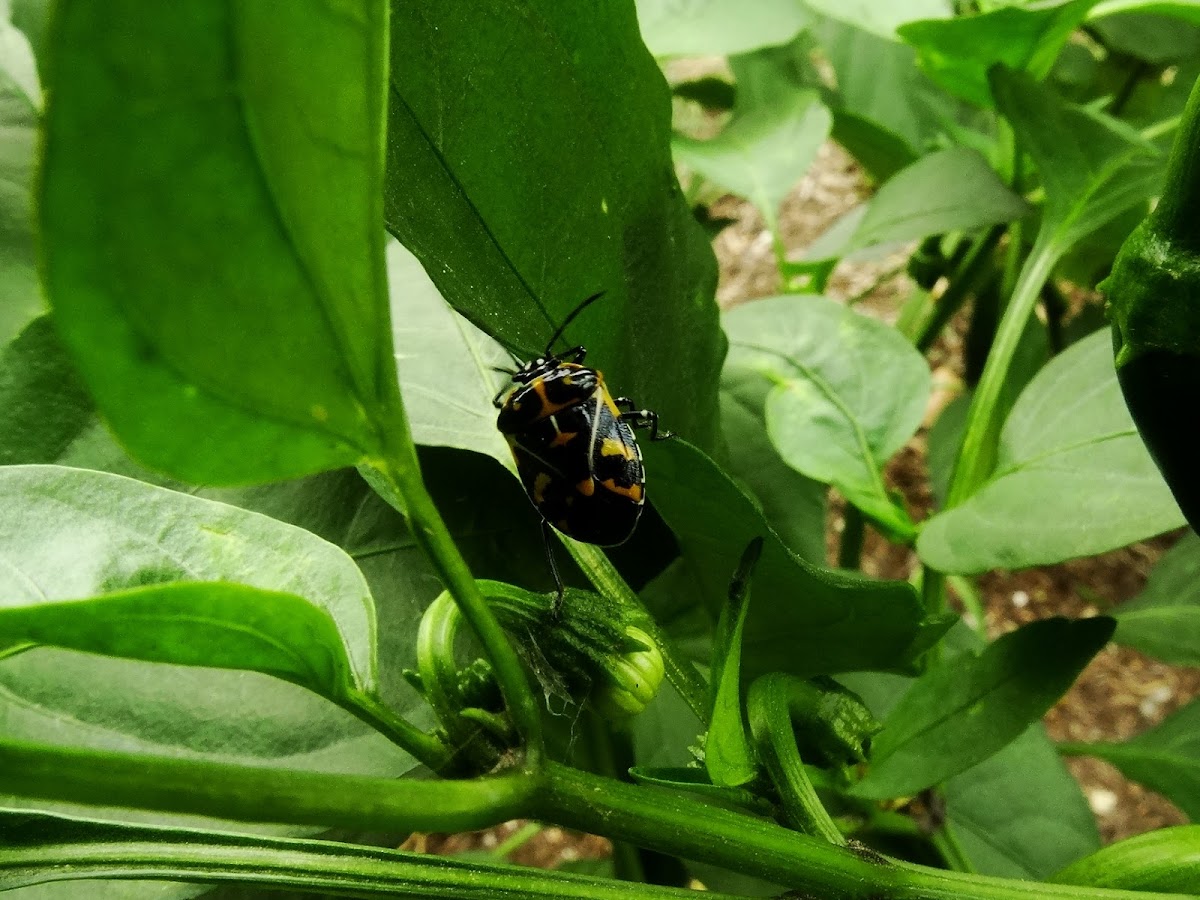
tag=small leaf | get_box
[0,316,92,465]
[721,366,826,565]
[0,583,355,700]
[1114,533,1200,665]
[918,330,1185,574]
[705,538,763,789]
[803,0,952,39]
[386,1,723,450]
[643,438,951,681]
[1068,699,1200,820]
[41,1,391,483]
[854,617,1114,799]
[724,296,930,538]
[386,240,513,469]
[846,147,1031,253]
[673,90,832,238]
[635,0,812,56]
[945,725,1100,879]
[991,65,1163,256]
[899,0,1100,107]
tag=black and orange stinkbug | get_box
[494,292,671,594]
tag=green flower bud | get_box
[592,625,665,719]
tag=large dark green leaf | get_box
[724,296,929,538]
[41,1,391,484]
[1066,699,1200,820]
[918,330,1184,574]
[643,438,949,680]
[1114,532,1200,665]
[899,0,1100,107]
[944,725,1100,879]
[386,1,723,450]
[0,466,410,779]
[854,617,1114,798]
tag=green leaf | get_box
[944,725,1100,879]
[804,148,1030,267]
[0,316,92,465]
[803,0,952,39]
[0,465,409,777]
[643,438,950,680]
[918,329,1185,574]
[1090,0,1200,26]
[846,148,1031,253]
[705,539,762,789]
[673,90,832,240]
[724,296,930,538]
[991,65,1164,257]
[40,1,391,484]
[386,1,723,450]
[1053,823,1200,892]
[386,240,513,469]
[853,617,1114,799]
[899,0,1100,108]
[720,366,826,565]
[635,0,813,56]
[0,8,40,347]
[1114,533,1200,665]
[0,583,355,701]
[1066,699,1200,820]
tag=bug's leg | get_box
[559,345,587,365]
[492,383,510,409]
[612,396,637,412]
[621,408,673,441]
[541,519,566,617]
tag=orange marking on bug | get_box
[532,472,553,504]
[532,379,573,417]
[550,430,579,448]
[601,437,634,459]
[602,479,643,502]
[600,384,621,417]
[576,478,596,497]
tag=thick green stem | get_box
[945,241,1060,507]
[373,398,543,765]
[536,763,1197,900]
[747,677,846,845]
[0,738,535,834]
[562,538,710,724]
[0,812,741,900]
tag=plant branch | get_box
[536,763,1195,900]
[0,810,743,900]
[0,738,535,834]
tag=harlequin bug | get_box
[494,292,671,588]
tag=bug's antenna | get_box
[544,291,605,356]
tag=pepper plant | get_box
[2,1,1200,898]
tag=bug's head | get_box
[512,355,560,383]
